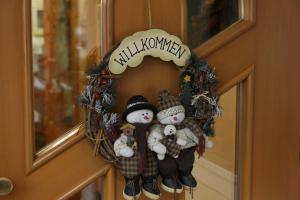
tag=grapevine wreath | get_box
[79,29,221,170]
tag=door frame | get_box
[216,65,254,200]
[58,166,115,200]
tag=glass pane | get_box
[187,0,240,49]
[31,0,100,151]
[68,177,104,200]
[186,86,238,200]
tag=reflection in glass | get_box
[187,0,240,49]
[68,178,104,200]
[187,86,238,200]
[31,0,100,151]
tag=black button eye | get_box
[142,113,144,116]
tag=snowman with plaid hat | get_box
[114,95,160,200]
[148,90,205,194]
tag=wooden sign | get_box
[108,29,191,74]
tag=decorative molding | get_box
[57,165,115,200]
[23,0,35,174]
[179,0,187,43]
[180,0,255,57]
[216,65,254,95]
[100,0,114,56]
[192,158,236,199]
[239,69,254,200]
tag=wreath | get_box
[79,30,221,168]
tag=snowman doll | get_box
[148,90,205,194]
[114,95,160,200]
[148,124,187,161]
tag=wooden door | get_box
[0,1,299,200]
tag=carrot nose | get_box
[144,116,149,120]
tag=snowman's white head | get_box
[159,107,185,125]
[156,90,186,125]
[126,109,154,124]
[164,125,177,136]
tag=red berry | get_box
[100,79,108,85]
[100,69,108,75]
[94,92,101,99]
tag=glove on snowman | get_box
[114,95,160,200]
[148,90,205,194]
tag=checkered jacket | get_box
[160,135,181,158]
[176,117,203,137]
[120,149,158,178]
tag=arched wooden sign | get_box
[108,29,191,74]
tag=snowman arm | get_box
[183,118,204,137]
[113,135,128,157]
[147,131,164,150]
[182,128,199,143]
[148,127,167,154]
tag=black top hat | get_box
[122,95,158,120]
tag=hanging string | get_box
[147,0,152,28]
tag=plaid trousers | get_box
[121,150,158,178]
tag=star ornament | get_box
[183,75,191,83]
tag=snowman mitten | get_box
[120,146,134,157]
[176,137,187,146]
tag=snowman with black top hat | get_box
[114,95,160,200]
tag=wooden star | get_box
[183,75,191,82]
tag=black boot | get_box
[161,177,183,194]
[179,172,197,189]
[141,176,160,200]
[123,176,141,200]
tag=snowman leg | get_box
[121,155,141,199]
[123,176,141,200]
[141,150,160,200]
[177,147,197,189]
[158,156,183,194]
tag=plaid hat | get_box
[156,90,185,121]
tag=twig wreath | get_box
[79,29,221,168]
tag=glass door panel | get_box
[31,0,100,152]
[186,85,239,200]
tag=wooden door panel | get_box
[0,1,114,200]
[0,0,299,200]
[252,1,300,199]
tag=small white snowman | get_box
[163,125,176,136]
